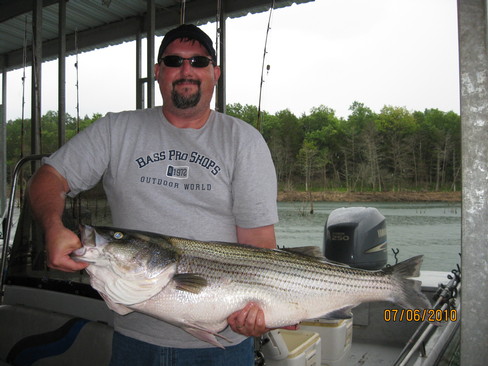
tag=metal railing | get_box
[0,154,49,295]
[393,267,461,366]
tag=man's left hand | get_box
[227,302,299,337]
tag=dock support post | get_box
[136,30,144,110]
[58,0,66,147]
[0,70,5,217]
[146,0,155,108]
[459,0,488,364]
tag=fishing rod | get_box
[256,0,275,133]
[73,28,83,225]
[74,28,80,135]
[393,264,461,366]
[180,0,186,24]
[0,154,50,295]
[19,16,28,207]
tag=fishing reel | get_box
[433,263,461,309]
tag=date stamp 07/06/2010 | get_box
[383,308,458,322]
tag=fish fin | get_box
[385,255,432,310]
[322,307,353,320]
[281,247,352,267]
[99,292,133,315]
[182,324,232,349]
[384,255,423,278]
[281,246,324,259]
[174,273,208,294]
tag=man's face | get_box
[155,39,220,113]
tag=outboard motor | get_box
[324,207,387,270]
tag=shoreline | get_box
[277,190,461,202]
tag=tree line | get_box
[227,102,460,192]
[5,110,102,170]
[5,102,461,192]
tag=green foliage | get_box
[226,103,259,128]
[229,101,461,192]
[6,104,461,192]
[6,111,102,177]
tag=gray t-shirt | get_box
[44,107,278,348]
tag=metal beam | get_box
[0,0,296,72]
[459,0,488,364]
[0,70,6,218]
[216,1,226,113]
[1,15,144,72]
[136,30,144,110]
[147,0,155,108]
[58,0,66,147]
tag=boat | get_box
[0,154,461,365]
[1,0,486,365]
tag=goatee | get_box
[172,79,201,109]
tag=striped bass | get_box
[72,225,431,348]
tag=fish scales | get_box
[73,225,431,348]
[174,238,393,296]
[178,236,392,299]
[165,236,389,298]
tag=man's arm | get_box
[227,224,277,337]
[27,164,88,272]
[236,224,276,249]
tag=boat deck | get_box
[349,341,405,365]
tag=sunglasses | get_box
[160,55,214,68]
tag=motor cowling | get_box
[323,207,387,270]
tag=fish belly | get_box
[129,276,381,331]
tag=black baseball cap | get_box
[157,24,217,63]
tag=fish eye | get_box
[113,232,124,240]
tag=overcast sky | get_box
[3,0,459,122]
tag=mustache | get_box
[173,79,201,87]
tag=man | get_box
[28,24,279,365]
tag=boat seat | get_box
[0,304,113,366]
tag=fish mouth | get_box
[72,247,87,256]
[71,246,92,262]
[80,224,97,247]
[70,224,98,262]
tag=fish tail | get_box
[384,255,431,310]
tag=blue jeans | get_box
[109,332,254,366]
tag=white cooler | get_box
[262,329,321,366]
[300,318,352,366]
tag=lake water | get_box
[2,200,461,272]
[275,201,461,272]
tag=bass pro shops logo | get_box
[166,165,189,179]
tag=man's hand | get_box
[27,165,88,273]
[227,302,300,337]
[228,302,269,337]
[45,224,89,272]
